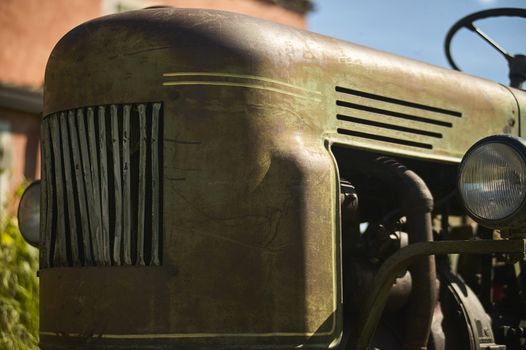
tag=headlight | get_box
[459,135,526,232]
[17,180,41,247]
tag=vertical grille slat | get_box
[41,102,163,268]
[122,105,131,265]
[41,119,53,268]
[151,103,161,266]
[98,106,110,265]
[59,112,80,265]
[50,116,68,266]
[110,105,123,265]
[87,107,107,264]
[68,111,93,265]
[77,109,101,264]
[137,104,147,266]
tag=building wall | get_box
[0,0,102,89]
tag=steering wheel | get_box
[444,8,526,89]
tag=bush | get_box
[0,212,39,350]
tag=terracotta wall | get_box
[0,0,102,88]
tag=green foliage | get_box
[0,213,39,350]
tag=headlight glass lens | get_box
[17,181,41,247]
[460,143,526,222]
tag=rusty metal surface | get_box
[349,239,526,350]
[40,7,526,349]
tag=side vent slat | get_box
[335,86,461,117]
[336,100,452,128]
[336,114,442,138]
[335,86,461,150]
[337,129,433,149]
[41,102,163,268]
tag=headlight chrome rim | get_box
[458,135,526,229]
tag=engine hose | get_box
[374,157,437,350]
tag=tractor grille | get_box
[335,86,461,150]
[40,103,163,268]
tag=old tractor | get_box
[17,6,526,350]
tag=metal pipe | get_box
[376,157,437,349]
[403,211,436,350]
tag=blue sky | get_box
[308,0,525,85]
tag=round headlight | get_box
[459,135,526,230]
[17,180,41,247]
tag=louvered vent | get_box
[335,86,461,149]
[41,103,163,268]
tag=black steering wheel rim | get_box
[444,8,526,72]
